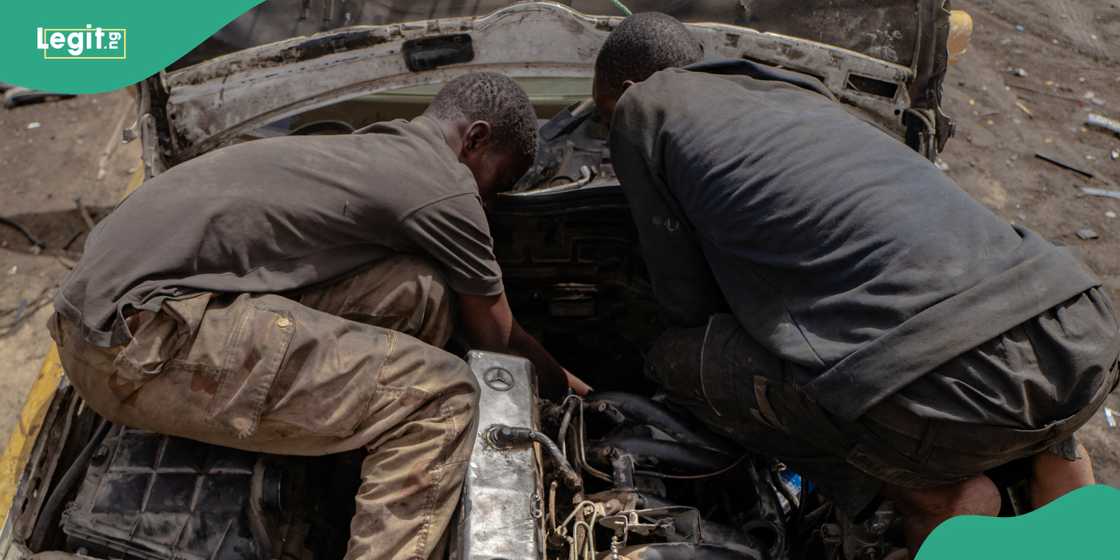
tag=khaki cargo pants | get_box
[50,256,479,560]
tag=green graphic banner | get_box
[1,1,264,93]
[918,484,1119,559]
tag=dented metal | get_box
[150,2,926,168]
[452,351,544,560]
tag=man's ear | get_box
[463,120,494,154]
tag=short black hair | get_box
[594,12,703,99]
[426,72,538,164]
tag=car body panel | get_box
[176,0,936,70]
[0,347,65,535]
[149,1,944,174]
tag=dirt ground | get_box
[1,0,1120,486]
[0,90,138,447]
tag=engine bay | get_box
[5,0,975,556]
[13,103,916,560]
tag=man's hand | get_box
[564,369,593,396]
[459,292,588,398]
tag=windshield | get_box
[174,1,925,68]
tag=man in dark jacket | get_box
[51,72,587,560]
[592,13,1119,554]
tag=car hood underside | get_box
[145,1,949,171]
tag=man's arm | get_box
[459,292,591,398]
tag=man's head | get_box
[425,72,538,200]
[593,12,703,122]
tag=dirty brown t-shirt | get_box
[56,116,502,347]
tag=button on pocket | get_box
[206,299,295,439]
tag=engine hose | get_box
[599,543,763,560]
[588,436,730,475]
[609,0,633,16]
[585,393,735,454]
[630,493,760,556]
[249,460,273,560]
[486,425,583,493]
[29,419,111,548]
[558,395,579,456]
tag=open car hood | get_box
[140,1,952,174]
[178,0,940,70]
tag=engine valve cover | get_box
[451,351,545,560]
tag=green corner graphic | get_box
[917,484,1120,559]
[2,1,265,94]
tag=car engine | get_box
[31,103,911,560]
[452,349,791,560]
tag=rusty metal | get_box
[10,385,78,546]
[149,2,919,169]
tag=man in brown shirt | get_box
[50,72,587,560]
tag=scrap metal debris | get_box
[1035,152,1094,178]
[0,287,54,338]
[1008,83,1081,103]
[74,197,96,232]
[96,100,133,181]
[1087,114,1120,136]
[1083,92,1106,107]
[0,215,47,249]
[62,229,84,251]
[0,82,74,109]
[55,255,76,269]
[1106,407,1118,429]
[4,89,73,109]
[1076,228,1100,240]
[1081,187,1120,200]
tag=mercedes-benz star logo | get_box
[483,367,515,392]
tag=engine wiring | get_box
[632,453,750,481]
[567,395,614,483]
[551,500,605,560]
[545,393,809,559]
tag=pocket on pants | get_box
[185,296,295,439]
[112,294,211,399]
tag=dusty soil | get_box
[0,90,138,445]
[938,0,1120,484]
[1,0,1119,486]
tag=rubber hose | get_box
[487,425,583,493]
[586,393,735,453]
[589,435,729,475]
[29,419,111,548]
[598,543,763,560]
